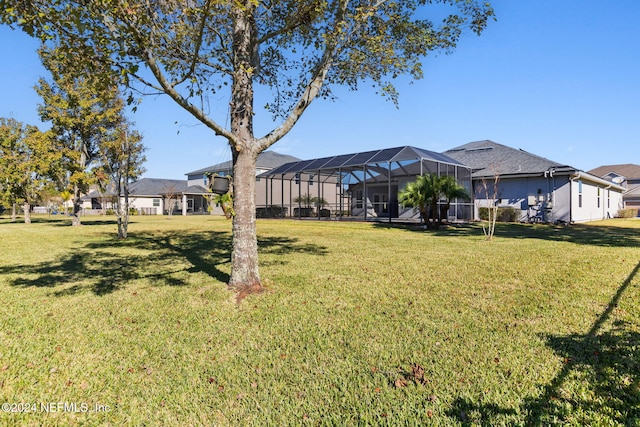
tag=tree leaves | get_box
[398,173,470,229]
[0,117,58,215]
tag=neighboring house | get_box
[128,178,204,215]
[80,151,299,217]
[83,178,208,215]
[443,140,626,223]
[186,150,309,217]
[261,146,474,221]
[588,164,640,215]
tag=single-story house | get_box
[443,140,626,223]
[260,145,474,221]
[83,178,207,215]
[588,164,640,216]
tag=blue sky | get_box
[1,0,639,180]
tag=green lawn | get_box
[1,215,639,426]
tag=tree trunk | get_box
[116,173,128,239]
[11,203,17,222]
[228,147,262,293]
[227,3,263,295]
[71,183,82,226]
[71,147,87,226]
[23,202,31,224]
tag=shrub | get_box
[105,209,115,215]
[478,206,519,222]
[616,208,638,218]
[256,206,287,218]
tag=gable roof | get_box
[82,178,191,199]
[262,146,465,178]
[183,185,210,195]
[443,140,575,178]
[128,178,189,196]
[588,164,640,180]
[185,150,301,176]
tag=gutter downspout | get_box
[569,174,578,224]
[604,183,612,219]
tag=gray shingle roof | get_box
[82,178,191,198]
[185,150,301,176]
[129,178,189,196]
[183,185,209,195]
[443,140,575,178]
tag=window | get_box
[597,187,601,208]
[607,189,610,208]
[153,199,160,207]
[578,181,583,208]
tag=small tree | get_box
[399,173,469,230]
[293,193,328,208]
[438,175,470,228]
[477,172,500,241]
[162,184,180,218]
[97,126,146,238]
[399,174,440,229]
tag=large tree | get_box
[0,117,57,223]
[1,0,494,294]
[35,46,127,226]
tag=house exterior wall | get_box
[128,196,164,215]
[470,174,624,223]
[570,178,624,222]
[473,175,572,223]
[187,174,207,188]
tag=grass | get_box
[0,214,639,426]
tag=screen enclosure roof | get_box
[260,146,467,181]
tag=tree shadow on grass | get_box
[3,230,328,296]
[493,222,640,248]
[447,261,640,425]
[446,398,518,426]
[374,221,640,248]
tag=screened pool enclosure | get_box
[258,146,473,222]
